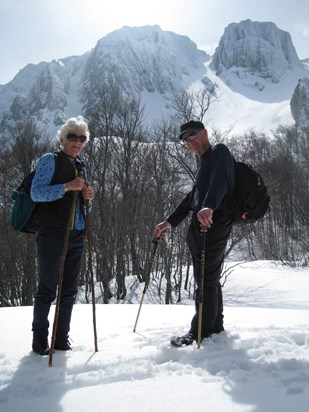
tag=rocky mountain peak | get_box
[210,19,302,83]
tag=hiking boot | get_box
[32,334,50,356]
[170,332,195,347]
[54,335,72,351]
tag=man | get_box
[155,120,235,347]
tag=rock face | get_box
[0,25,209,139]
[290,78,309,129]
[210,19,302,83]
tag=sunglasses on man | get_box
[181,131,199,144]
[66,133,87,143]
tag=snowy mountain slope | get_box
[0,21,308,139]
[198,62,298,135]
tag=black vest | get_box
[35,151,86,229]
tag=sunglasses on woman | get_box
[66,133,87,143]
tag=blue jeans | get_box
[32,225,84,337]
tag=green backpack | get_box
[11,154,59,234]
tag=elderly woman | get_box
[30,116,94,355]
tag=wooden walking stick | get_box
[84,198,98,352]
[49,189,79,367]
[197,226,207,349]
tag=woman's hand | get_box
[82,184,95,203]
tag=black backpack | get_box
[10,154,59,234]
[225,161,270,225]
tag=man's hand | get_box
[197,207,213,229]
[155,220,172,239]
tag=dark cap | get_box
[178,120,205,139]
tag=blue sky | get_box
[0,0,308,85]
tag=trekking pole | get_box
[133,237,160,333]
[197,226,207,349]
[84,198,98,353]
[49,189,79,367]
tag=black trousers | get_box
[32,225,84,338]
[186,212,232,338]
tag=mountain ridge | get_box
[0,20,308,139]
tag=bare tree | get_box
[0,121,54,306]
[169,83,219,123]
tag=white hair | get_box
[57,116,90,146]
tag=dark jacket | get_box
[166,144,235,227]
[34,151,86,228]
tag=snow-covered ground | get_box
[1,261,309,412]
